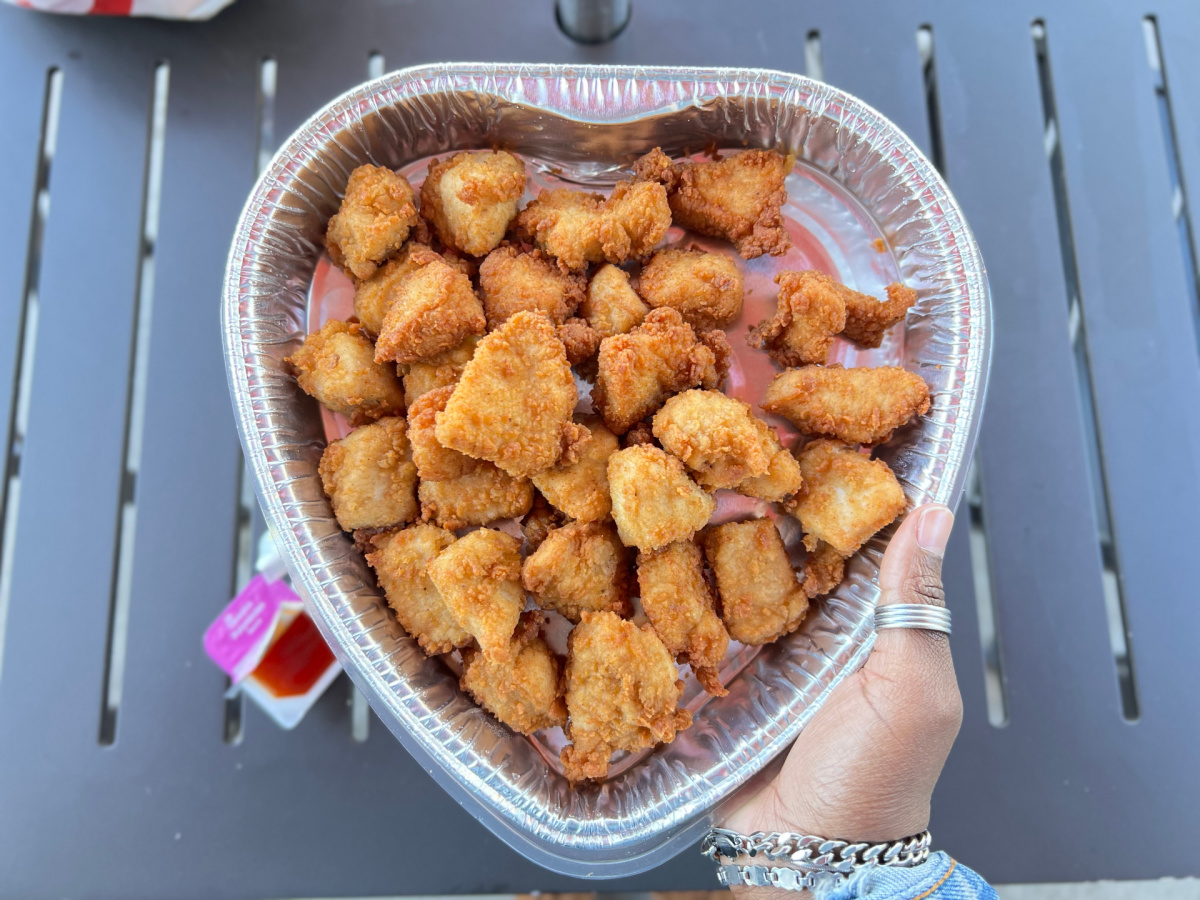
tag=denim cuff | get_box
[810,852,998,900]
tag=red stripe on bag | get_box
[91,0,135,14]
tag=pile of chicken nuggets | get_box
[288,146,931,783]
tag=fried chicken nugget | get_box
[592,307,729,434]
[784,439,906,555]
[638,248,744,330]
[478,245,586,328]
[325,164,418,280]
[556,317,602,368]
[531,416,618,523]
[560,610,692,782]
[353,243,475,338]
[702,518,808,645]
[803,539,846,599]
[420,150,526,256]
[514,179,671,272]
[522,521,632,622]
[652,389,773,490]
[841,282,917,349]
[400,335,478,405]
[318,417,418,532]
[521,491,567,553]
[374,247,486,366]
[734,422,804,502]
[407,384,480,482]
[747,270,848,367]
[581,263,650,339]
[426,528,525,662]
[634,147,793,259]
[435,311,587,479]
[365,524,469,655]
[288,320,406,426]
[637,541,730,696]
[761,365,931,446]
[418,466,534,530]
[460,612,567,734]
[607,445,716,551]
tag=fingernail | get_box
[916,505,954,556]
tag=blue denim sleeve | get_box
[813,852,998,900]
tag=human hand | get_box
[723,503,962,845]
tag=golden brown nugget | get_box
[761,364,931,445]
[592,307,728,434]
[365,525,469,656]
[734,422,804,502]
[426,528,525,662]
[531,416,619,522]
[555,317,602,367]
[559,611,692,782]
[406,385,480,482]
[287,319,406,426]
[521,491,567,554]
[400,335,478,405]
[435,311,587,479]
[522,521,632,622]
[703,518,808,645]
[841,282,917,349]
[748,270,848,367]
[581,263,650,339]
[652,389,773,490]
[607,445,716,551]
[634,147,793,259]
[514,179,671,271]
[418,465,533,529]
[785,439,907,555]
[460,612,567,734]
[325,164,418,280]
[638,248,744,330]
[420,150,526,256]
[803,540,846,599]
[374,247,486,366]
[637,541,730,696]
[621,420,657,448]
[318,417,418,532]
[478,246,586,328]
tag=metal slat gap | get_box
[805,31,824,84]
[367,52,385,81]
[99,61,171,745]
[1032,21,1138,722]
[0,67,63,685]
[917,25,1008,727]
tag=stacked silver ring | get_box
[873,603,952,635]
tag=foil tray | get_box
[221,63,991,878]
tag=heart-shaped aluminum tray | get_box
[222,63,990,878]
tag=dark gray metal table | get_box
[1,2,1198,897]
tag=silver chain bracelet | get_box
[702,827,933,891]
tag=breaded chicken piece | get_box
[556,317,602,367]
[522,521,632,622]
[365,525,469,656]
[634,147,793,259]
[638,248,744,330]
[374,247,486,366]
[514,179,671,272]
[652,389,773,490]
[841,282,917,349]
[325,164,418,280]
[435,311,587,478]
[785,439,906,555]
[803,539,846,599]
[420,151,526,257]
[581,264,650,339]
[621,421,657,448]
[288,320,406,426]
[734,422,804,502]
[407,384,480,482]
[521,491,567,553]
[418,465,533,529]
[400,335,478,405]
[318,417,418,531]
[761,365,931,445]
[478,245,586,328]
[703,518,808,645]
[426,528,524,662]
[592,308,729,434]
[607,445,716,551]
[637,541,730,696]
[531,416,618,523]
[748,270,848,367]
[460,611,567,734]
[355,244,476,338]
[560,611,692,782]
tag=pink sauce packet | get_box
[203,574,302,684]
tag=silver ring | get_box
[873,604,952,635]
